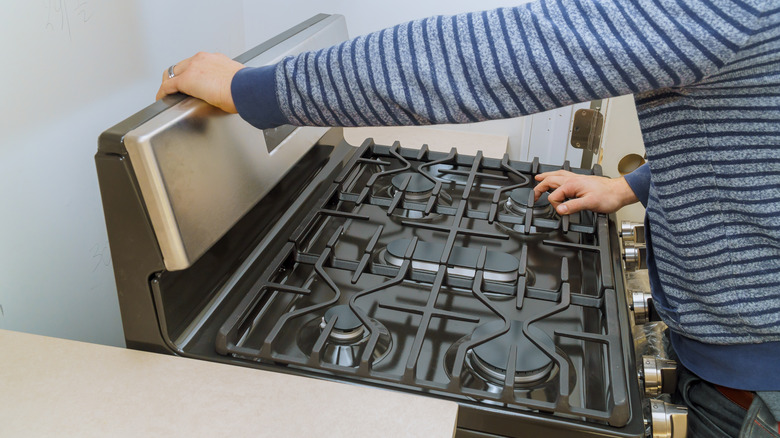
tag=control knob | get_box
[631,290,654,324]
[623,243,647,271]
[650,399,688,438]
[642,355,678,397]
[621,221,645,244]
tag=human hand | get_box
[533,170,638,215]
[155,52,244,113]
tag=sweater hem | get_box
[671,331,780,391]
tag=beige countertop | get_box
[0,329,458,437]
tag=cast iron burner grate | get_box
[216,140,630,428]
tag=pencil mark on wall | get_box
[45,0,92,41]
[91,241,112,272]
[0,305,4,317]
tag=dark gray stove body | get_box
[96,15,645,438]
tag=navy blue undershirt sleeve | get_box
[623,163,650,207]
[231,64,288,130]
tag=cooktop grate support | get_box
[215,141,632,427]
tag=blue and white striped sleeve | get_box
[232,0,757,130]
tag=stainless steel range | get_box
[96,14,647,438]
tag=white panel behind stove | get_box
[599,95,648,225]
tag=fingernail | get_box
[557,204,569,214]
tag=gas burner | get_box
[321,305,366,342]
[495,187,556,235]
[374,172,451,221]
[467,321,555,386]
[383,239,519,283]
[296,305,392,368]
[443,320,575,406]
[390,172,435,202]
[506,187,554,219]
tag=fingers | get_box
[533,174,570,200]
[548,183,597,215]
[534,175,565,192]
[546,175,637,215]
[545,184,567,206]
[551,193,591,215]
[533,178,557,200]
[156,77,179,100]
[533,170,576,200]
[534,170,575,182]
[173,56,193,75]
[156,56,193,100]
[155,52,243,113]
[155,53,213,101]
[539,173,597,215]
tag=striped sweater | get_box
[232,0,780,390]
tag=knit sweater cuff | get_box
[623,163,651,207]
[231,64,288,130]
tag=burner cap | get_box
[391,172,435,194]
[323,305,363,332]
[300,313,393,367]
[471,321,554,377]
[509,187,549,208]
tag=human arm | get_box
[533,167,643,215]
[236,0,753,129]
[159,0,756,130]
[622,163,650,207]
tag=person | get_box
[156,0,780,436]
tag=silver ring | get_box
[167,64,176,79]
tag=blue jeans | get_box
[673,365,780,438]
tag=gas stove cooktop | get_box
[96,15,645,438]
[214,140,644,437]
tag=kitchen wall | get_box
[0,0,246,347]
[243,1,521,43]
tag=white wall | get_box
[0,1,245,347]
[243,1,519,44]
[599,95,647,224]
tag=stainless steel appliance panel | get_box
[124,15,347,271]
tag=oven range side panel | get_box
[606,213,647,436]
[96,105,173,353]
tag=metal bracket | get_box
[571,108,604,154]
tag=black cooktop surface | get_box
[215,140,639,436]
